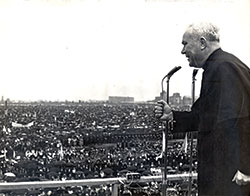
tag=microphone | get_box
[166,66,182,78]
[162,66,182,83]
[161,66,182,96]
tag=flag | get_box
[58,144,64,161]
[183,133,188,153]
[162,132,166,152]
[12,121,34,128]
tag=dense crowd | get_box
[0,102,197,195]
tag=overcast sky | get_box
[0,0,249,102]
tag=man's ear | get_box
[200,37,207,50]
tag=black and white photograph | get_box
[0,0,249,195]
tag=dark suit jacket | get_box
[172,49,250,196]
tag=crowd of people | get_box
[0,102,197,195]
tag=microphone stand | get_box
[161,66,181,196]
[161,76,175,196]
[188,69,198,196]
[161,77,170,196]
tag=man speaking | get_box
[155,22,250,195]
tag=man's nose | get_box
[181,47,186,54]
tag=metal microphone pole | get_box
[161,78,169,196]
[188,69,198,196]
[161,66,181,196]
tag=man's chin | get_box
[189,62,200,68]
[188,63,196,68]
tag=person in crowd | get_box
[155,22,250,195]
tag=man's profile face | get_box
[181,31,203,68]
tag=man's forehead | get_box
[182,31,196,43]
[183,31,192,39]
[181,32,189,44]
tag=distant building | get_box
[154,92,193,109]
[154,91,167,102]
[170,93,181,106]
[108,96,134,103]
[182,96,192,106]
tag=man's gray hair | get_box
[186,22,220,42]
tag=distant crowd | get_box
[0,103,197,195]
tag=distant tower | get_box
[170,93,182,106]
[1,96,4,104]
[154,91,167,102]
[4,100,8,118]
[183,96,192,106]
